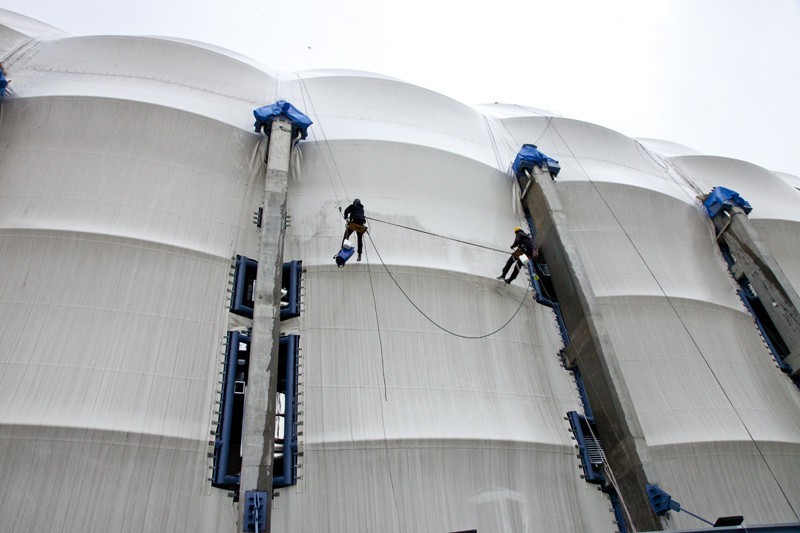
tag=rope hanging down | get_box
[363,244,389,401]
[365,231,531,339]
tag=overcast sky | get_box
[5,0,800,176]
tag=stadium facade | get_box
[1,9,799,532]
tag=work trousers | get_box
[501,248,529,282]
[343,221,367,254]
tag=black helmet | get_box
[353,198,361,204]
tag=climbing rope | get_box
[296,73,349,209]
[365,216,509,255]
[365,230,531,339]
[364,243,389,401]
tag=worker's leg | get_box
[506,260,524,283]
[500,255,515,278]
[356,230,364,255]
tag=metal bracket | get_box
[243,491,268,532]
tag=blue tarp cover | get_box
[253,100,312,139]
[512,144,560,177]
[703,186,753,218]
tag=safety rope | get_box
[296,75,402,523]
[296,73,349,208]
[364,244,388,401]
[483,115,507,174]
[365,230,531,339]
[362,243,401,524]
[365,216,509,255]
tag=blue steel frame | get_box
[231,255,258,318]
[718,242,794,377]
[281,261,303,320]
[524,210,570,346]
[605,488,628,532]
[273,335,299,487]
[213,330,250,488]
[737,289,791,372]
[212,333,300,489]
[570,367,595,422]
[231,256,303,321]
[567,411,605,485]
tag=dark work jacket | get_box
[512,231,534,256]
[344,202,366,224]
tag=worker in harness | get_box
[497,227,537,284]
[342,198,367,262]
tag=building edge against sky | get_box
[1,8,800,533]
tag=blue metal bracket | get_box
[281,261,303,320]
[646,483,716,526]
[646,483,679,515]
[243,491,268,532]
[571,367,594,422]
[231,256,303,321]
[567,411,605,484]
[231,255,258,318]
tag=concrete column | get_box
[239,117,293,532]
[715,207,800,373]
[521,166,662,532]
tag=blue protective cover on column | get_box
[253,100,312,139]
[512,144,561,177]
[703,186,753,218]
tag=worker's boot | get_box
[357,253,362,262]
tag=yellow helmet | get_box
[513,226,522,232]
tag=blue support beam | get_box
[273,335,299,488]
[212,331,250,488]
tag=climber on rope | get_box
[342,198,367,262]
[496,226,537,284]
